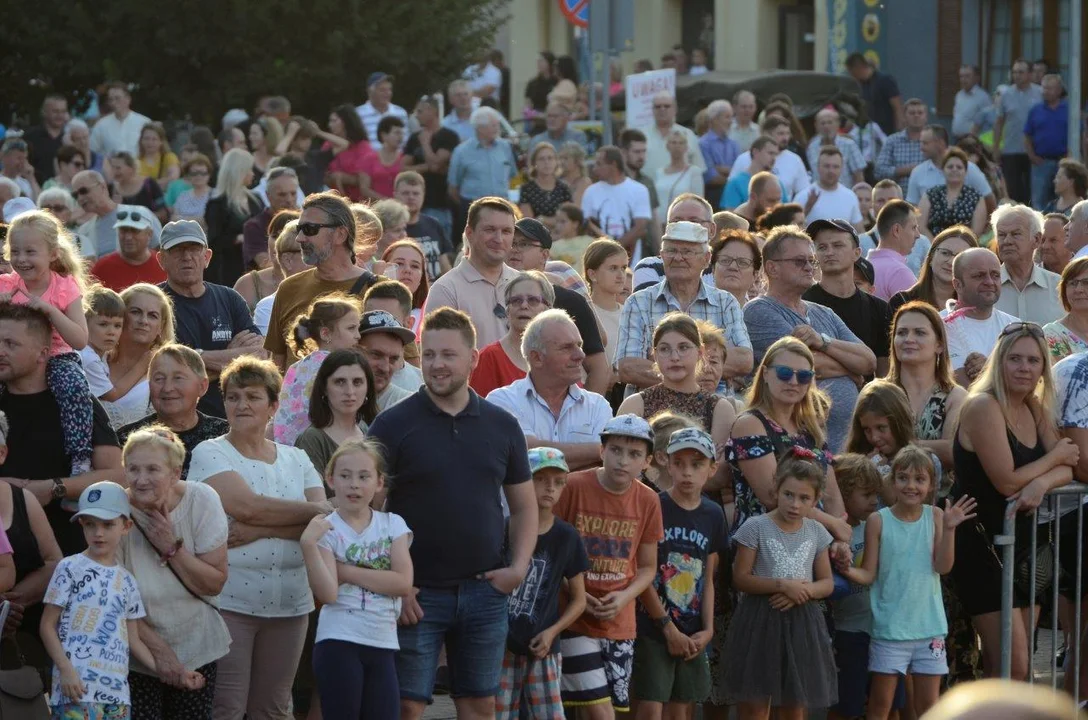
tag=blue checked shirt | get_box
[615,278,751,363]
[806,135,867,185]
[874,130,924,190]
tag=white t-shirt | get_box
[941,305,1021,370]
[253,293,276,336]
[103,379,150,430]
[80,346,113,398]
[44,553,145,707]
[189,437,324,617]
[391,362,424,393]
[464,63,503,102]
[119,482,232,673]
[315,510,412,650]
[728,148,809,199]
[89,111,152,157]
[581,178,652,251]
[794,183,863,226]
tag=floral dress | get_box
[640,385,719,434]
[1044,320,1088,363]
[926,184,981,236]
[518,179,572,218]
[272,350,329,446]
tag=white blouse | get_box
[188,436,323,618]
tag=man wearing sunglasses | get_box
[945,247,1021,386]
[72,170,121,260]
[744,225,876,451]
[90,205,167,291]
[264,191,379,370]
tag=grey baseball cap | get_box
[600,414,654,444]
[159,219,208,250]
[667,427,716,459]
[72,481,131,522]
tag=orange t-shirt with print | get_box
[554,468,664,640]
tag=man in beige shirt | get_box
[993,203,1063,324]
[424,196,520,348]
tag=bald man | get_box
[806,107,866,186]
[945,247,1020,386]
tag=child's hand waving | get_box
[943,496,978,529]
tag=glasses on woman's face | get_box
[507,294,548,309]
[769,364,815,384]
[716,255,754,270]
[934,247,958,262]
[188,169,209,178]
[654,342,698,359]
[1067,277,1088,290]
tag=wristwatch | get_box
[654,615,672,629]
[819,332,832,351]
[51,478,66,500]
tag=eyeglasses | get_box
[187,169,209,177]
[716,255,754,269]
[73,184,99,197]
[493,303,508,320]
[512,240,542,251]
[769,365,815,384]
[507,295,548,308]
[653,104,673,110]
[661,247,705,260]
[1067,278,1088,290]
[771,256,819,269]
[117,210,145,223]
[998,321,1044,340]
[933,247,959,261]
[298,221,339,236]
[654,342,698,358]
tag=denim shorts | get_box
[832,631,906,716]
[869,636,949,676]
[396,579,510,702]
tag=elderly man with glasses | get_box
[616,219,753,391]
[72,169,121,259]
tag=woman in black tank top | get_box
[951,321,1079,681]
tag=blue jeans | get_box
[1031,158,1059,210]
[396,579,509,702]
[421,207,453,245]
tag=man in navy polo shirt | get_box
[368,307,537,720]
[1024,74,1070,211]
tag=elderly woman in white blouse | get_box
[188,356,332,720]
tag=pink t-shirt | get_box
[324,141,375,202]
[867,248,917,301]
[0,271,82,355]
[359,151,405,199]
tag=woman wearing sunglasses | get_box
[469,271,554,397]
[951,321,1078,681]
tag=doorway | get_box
[779,2,816,70]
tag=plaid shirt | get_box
[806,135,867,185]
[874,130,924,189]
[615,278,751,362]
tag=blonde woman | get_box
[106,283,177,429]
[558,141,591,207]
[137,122,180,190]
[248,116,284,184]
[951,321,1077,680]
[653,130,705,226]
[518,142,572,228]
[204,148,262,286]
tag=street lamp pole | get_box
[1071,0,1082,160]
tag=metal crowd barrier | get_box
[999,482,1088,705]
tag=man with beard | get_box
[156,220,263,417]
[943,247,1020,386]
[620,129,662,258]
[264,191,379,369]
[368,307,537,720]
[357,309,417,411]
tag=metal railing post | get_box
[999,500,1018,679]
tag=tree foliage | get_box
[0,0,508,125]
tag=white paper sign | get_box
[625,69,677,129]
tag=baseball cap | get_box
[667,427,716,459]
[360,310,415,344]
[805,218,859,245]
[662,221,709,244]
[113,205,153,231]
[368,72,394,88]
[515,218,553,249]
[528,447,569,474]
[2,197,35,223]
[600,414,654,445]
[71,481,131,522]
[160,219,208,250]
[222,108,249,130]
[854,256,876,286]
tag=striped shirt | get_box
[874,130,924,190]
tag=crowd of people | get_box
[0,50,1086,720]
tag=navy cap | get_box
[368,72,393,88]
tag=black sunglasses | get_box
[298,221,339,237]
[999,321,1044,340]
[117,210,145,223]
[73,185,99,197]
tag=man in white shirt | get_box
[640,91,706,178]
[581,145,653,264]
[730,90,761,152]
[794,147,865,231]
[943,247,1020,386]
[464,57,503,103]
[728,116,809,200]
[89,82,151,157]
[486,310,612,470]
[993,204,1063,324]
[441,79,476,142]
[952,65,993,140]
[1068,200,1088,260]
[355,72,409,151]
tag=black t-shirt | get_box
[404,128,462,211]
[506,518,589,655]
[803,283,891,361]
[406,215,453,282]
[638,493,726,637]
[0,391,118,556]
[118,411,230,480]
[160,282,260,417]
[25,125,64,184]
[862,70,902,135]
[553,284,606,356]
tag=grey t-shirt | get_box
[90,208,119,258]
[998,83,1043,155]
[733,513,833,581]
[743,295,863,452]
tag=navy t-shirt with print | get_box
[160,281,260,418]
[638,492,726,638]
[506,518,589,656]
[406,215,453,282]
